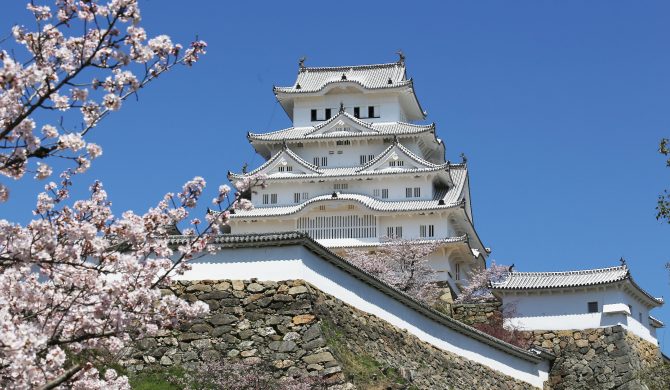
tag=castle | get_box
[228,55,484,297]
[157,57,667,389]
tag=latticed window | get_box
[386,226,402,238]
[381,189,389,199]
[420,225,435,238]
[334,183,348,190]
[360,154,375,164]
[298,215,377,240]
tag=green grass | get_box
[126,366,188,390]
[320,319,409,389]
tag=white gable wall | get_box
[293,93,404,127]
[175,245,550,388]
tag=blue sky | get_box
[1,1,669,351]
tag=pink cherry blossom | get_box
[344,238,442,302]
[0,0,208,201]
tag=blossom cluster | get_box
[454,261,509,304]
[344,238,442,302]
[0,170,264,389]
[0,0,207,201]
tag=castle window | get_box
[420,224,435,238]
[373,189,380,197]
[406,187,420,198]
[587,301,599,313]
[381,189,389,199]
[278,165,292,172]
[311,109,317,121]
[294,193,301,203]
[318,205,326,211]
[336,140,351,146]
[262,193,277,205]
[313,157,328,167]
[334,183,348,190]
[325,108,332,120]
[639,312,643,322]
[360,154,375,164]
[389,160,404,167]
[455,263,461,280]
[386,226,402,239]
[298,214,377,240]
[296,142,304,148]
[302,192,309,200]
[368,106,378,118]
[353,107,360,118]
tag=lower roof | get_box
[490,265,663,307]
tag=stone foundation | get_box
[526,326,666,390]
[451,301,503,327]
[122,280,536,389]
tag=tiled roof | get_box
[248,112,435,142]
[166,231,552,363]
[230,165,468,219]
[491,265,663,307]
[231,141,455,181]
[229,191,464,218]
[274,62,410,94]
[649,315,665,328]
[322,235,468,249]
[229,163,457,181]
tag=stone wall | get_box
[451,301,503,327]
[122,279,537,389]
[526,326,666,390]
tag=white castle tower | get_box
[227,56,488,295]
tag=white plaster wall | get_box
[292,93,404,127]
[500,289,659,344]
[175,246,550,387]
[252,176,438,206]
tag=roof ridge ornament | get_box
[339,102,345,114]
[460,152,468,164]
[393,135,399,145]
[282,139,288,150]
[620,257,627,267]
[396,50,405,65]
[298,56,306,69]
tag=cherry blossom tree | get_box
[0,0,207,201]
[453,261,509,304]
[0,1,269,388]
[343,238,441,302]
[0,171,266,389]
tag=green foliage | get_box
[320,319,410,389]
[657,138,670,224]
[126,366,189,390]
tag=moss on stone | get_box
[321,318,408,389]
